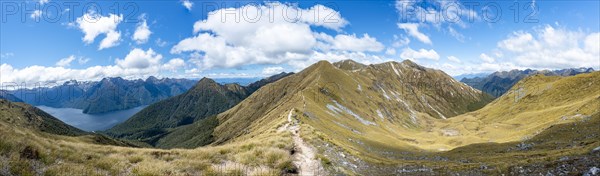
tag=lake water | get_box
[36,106,147,132]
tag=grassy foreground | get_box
[0,100,297,176]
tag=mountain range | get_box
[0,90,22,102]
[7,77,197,114]
[461,68,595,97]
[104,72,293,148]
[0,60,598,175]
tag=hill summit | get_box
[105,72,293,148]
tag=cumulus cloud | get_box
[314,33,384,52]
[162,58,185,71]
[397,23,431,44]
[172,2,363,71]
[55,55,90,67]
[447,56,461,63]
[433,25,599,76]
[39,0,49,5]
[115,48,162,69]
[193,2,347,33]
[30,10,42,19]
[181,0,193,11]
[155,38,168,47]
[0,48,183,84]
[399,48,440,60]
[99,31,121,50]
[448,27,465,42]
[385,48,397,55]
[479,53,495,63]
[496,25,599,69]
[56,55,76,67]
[424,61,524,76]
[133,18,152,44]
[584,32,600,54]
[75,12,123,50]
[262,67,285,75]
[78,57,90,65]
[392,35,410,47]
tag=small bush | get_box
[317,154,332,166]
[276,160,297,174]
[0,140,13,155]
[128,156,144,163]
[226,169,244,176]
[20,146,40,160]
[9,159,33,176]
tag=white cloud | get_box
[183,71,256,79]
[78,57,90,64]
[0,53,14,58]
[584,32,600,54]
[155,38,168,47]
[392,35,410,47]
[399,48,439,60]
[298,4,348,31]
[479,53,495,63]
[397,23,431,44]
[385,48,396,55]
[262,67,285,75]
[315,33,384,52]
[75,12,123,50]
[181,0,193,11]
[173,2,360,71]
[448,27,465,42]
[116,48,162,69]
[172,33,269,69]
[0,48,180,84]
[427,61,524,76]
[162,58,185,71]
[496,25,599,69]
[447,56,461,63]
[436,25,599,76]
[56,55,76,67]
[30,10,42,19]
[39,0,49,5]
[192,2,347,35]
[133,18,152,44]
[98,30,121,50]
[55,55,90,67]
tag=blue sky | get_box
[1,0,599,84]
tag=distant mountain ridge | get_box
[452,72,490,81]
[8,77,197,114]
[141,59,493,150]
[0,90,22,102]
[461,68,595,97]
[104,72,293,148]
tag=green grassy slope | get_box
[0,99,295,175]
[206,60,494,151]
[196,60,597,174]
[105,73,293,148]
[105,78,248,142]
[0,99,86,136]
